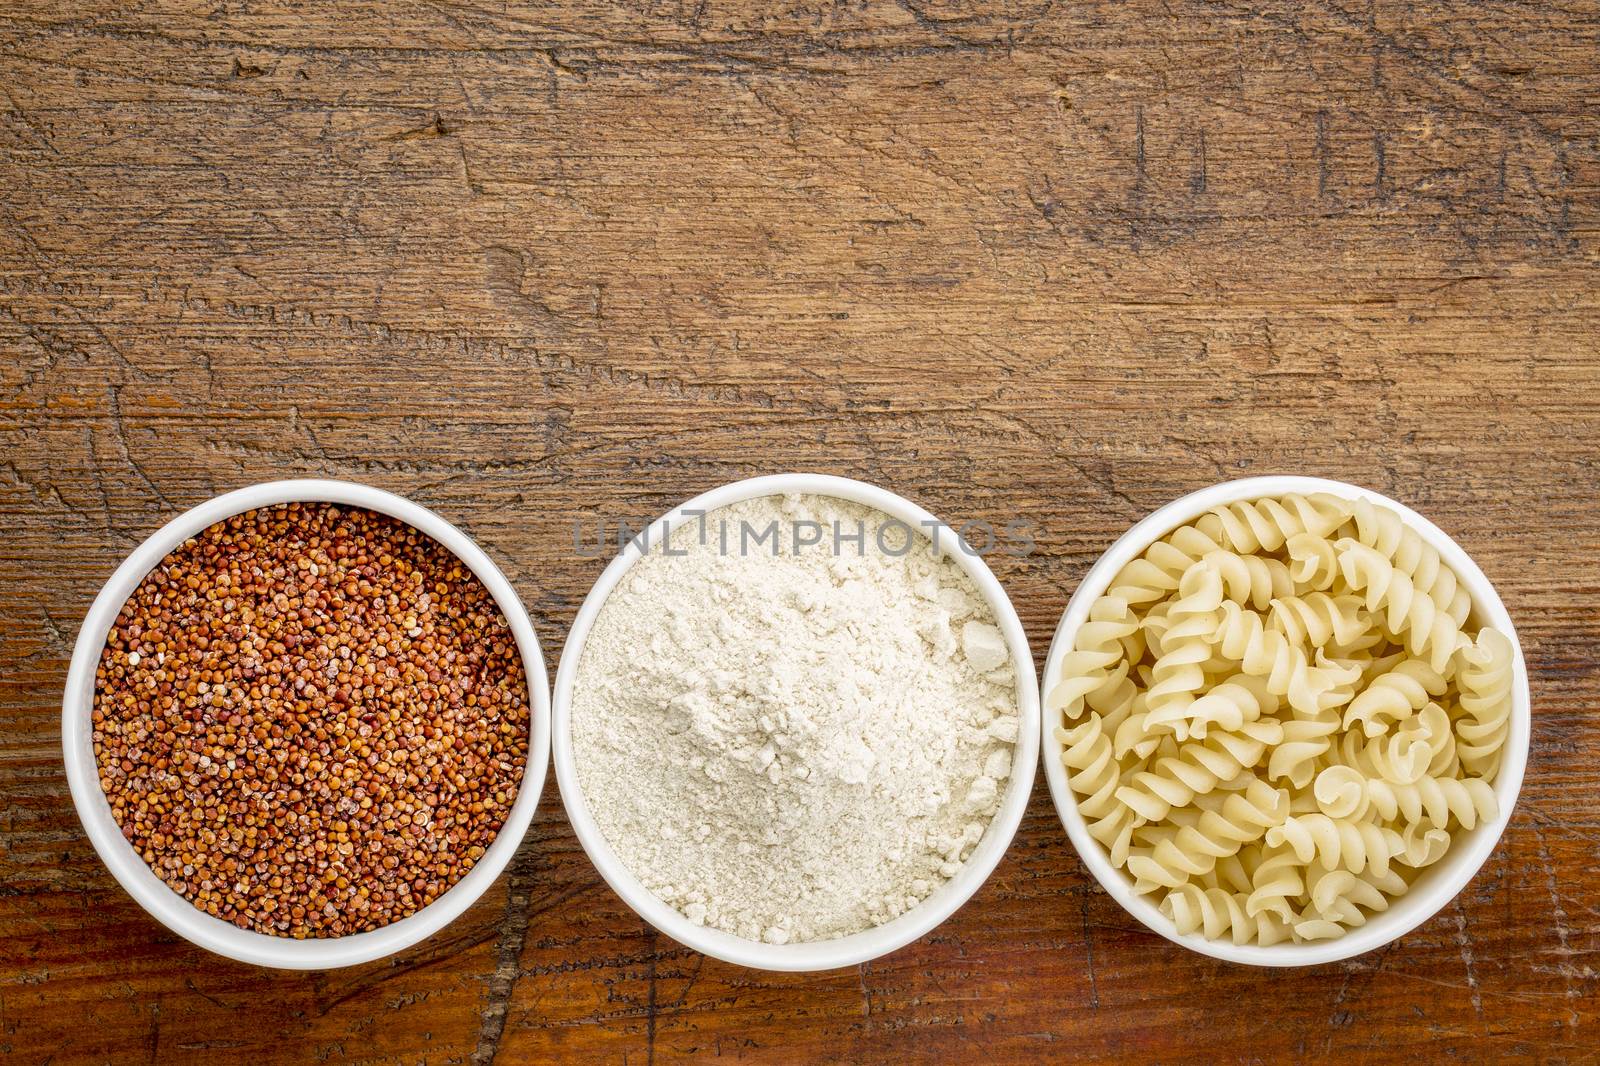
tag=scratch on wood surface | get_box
[1373,130,1387,199]
[1134,103,1146,186]
[145,1000,159,1065]
[1450,898,1484,1019]
[182,978,234,1011]
[1531,822,1583,1029]
[1079,890,1101,1011]
[157,286,800,412]
[1315,109,1331,198]
[1323,939,1398,1044]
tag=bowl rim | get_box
[1040,475,1531,967]
[61,478,553,970]
[551,473,1041,972]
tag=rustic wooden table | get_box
[3,0,1598,1062]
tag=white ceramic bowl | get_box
[62,479,552,970]
[553,474,1040,971]
[1041,475,1530,967]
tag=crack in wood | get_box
[470,844,539,1066]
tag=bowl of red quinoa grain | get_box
[61,479,550,969]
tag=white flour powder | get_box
[571,493,1019,944]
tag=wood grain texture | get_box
[2,0,1598,1061]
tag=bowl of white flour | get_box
[553,474,1040,971]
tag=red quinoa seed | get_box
[91,502,530,939]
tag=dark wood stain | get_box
[2,0,1598,1062]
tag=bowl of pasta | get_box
[1041,476,1528,966]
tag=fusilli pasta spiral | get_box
[1052,491,1513,946]
[1343,659,1447,737]
[1456,629,1513,778]
[1335,540,1468,673]
[1162,883,1289,945]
